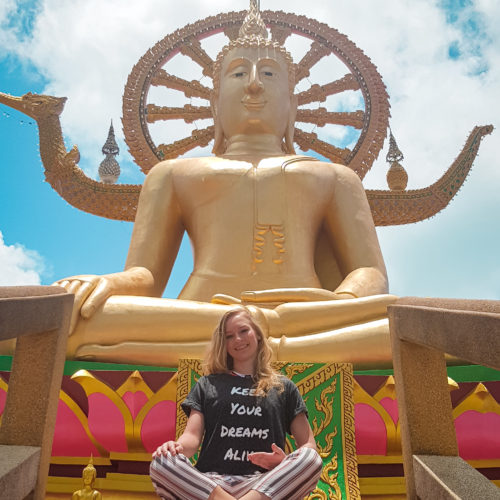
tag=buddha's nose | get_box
[245,65,264,95]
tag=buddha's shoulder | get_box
[287,156,359,177]
[148,156,234,175]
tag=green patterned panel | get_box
[176,360,360,500]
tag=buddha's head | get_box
[212,0,297,154]
[82,460,97,486]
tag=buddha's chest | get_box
[174,161,332,220]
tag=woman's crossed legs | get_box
[150,447,322,500]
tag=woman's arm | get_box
[248,412,316,470]
[153,409,204,459]
[290,412,317,450]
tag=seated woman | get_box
[150,307,322,500]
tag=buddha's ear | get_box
[211,97,225,155]
[284,94,297,154]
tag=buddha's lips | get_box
[242,99,266,110]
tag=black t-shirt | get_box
[181,373,307,475]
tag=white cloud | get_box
[1,0,499,299]
[0,230,44,285]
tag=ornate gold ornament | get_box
[123,9,388,176]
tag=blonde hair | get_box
[203,307,283,395]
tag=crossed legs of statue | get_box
[68,294,397,368]
[150,447,323,500]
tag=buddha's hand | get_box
[248,443,286,470]
[240,288,356,306]
[54,267,155,334]
[153,440,184,458]
[53,274,114,334]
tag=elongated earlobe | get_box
[211,100,226,155]
[284,95,297,154]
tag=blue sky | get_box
[0,0,499,300]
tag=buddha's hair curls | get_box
[203,307,283,396]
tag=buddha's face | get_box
[83,468,95,486]
[216,46,293,141]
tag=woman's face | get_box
[224,312,260,366]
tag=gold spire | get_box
[238,0,268,40]
[83,454,96,474]
[386,129,408,191]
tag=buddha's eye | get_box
[233,71,246,78]
[263,71,273,77]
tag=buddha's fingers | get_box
[241,288,340,303]
[211,294,242,305]
[269,318,393,369]
[66,280,82,294]
[273,294,398,337]
[75,341,208,367]
[80,279,112,319]
[53,279,96,334]
[71,281,96,333]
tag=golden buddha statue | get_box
[55,1,396,368]
[72,458,102,500]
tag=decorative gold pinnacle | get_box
[239,0,268,40]
[386,129,408,191]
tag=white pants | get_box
[150,447,323,499]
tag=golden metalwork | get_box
[368,124,493,225]
[284,363,314,379]
[312,382,338,456]
[296,75,360,106]
[296,108,364,129]
[156,125,214,160]
[294,41,332,84]
[0,92,140,222]
[150,70,212,99]
[145,104,212,124]
[179,37,214,77]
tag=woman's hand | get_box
[153,440,184,458]
[248,443,286,470]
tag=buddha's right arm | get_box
[55,161,184,333]
[54,266,155,334]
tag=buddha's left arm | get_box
[325,166,388,298]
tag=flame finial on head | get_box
[83,454,96,476]
[239,0,268,40]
